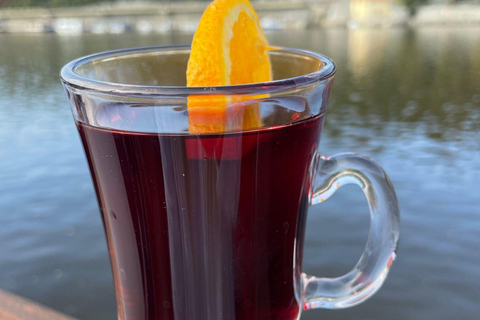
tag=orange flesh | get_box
[186,0,272,134]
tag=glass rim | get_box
[60,44,336,96]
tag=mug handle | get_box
[303,153,400,309]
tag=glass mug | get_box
[61,46,400,320]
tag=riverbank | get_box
[0,1,314,33]
[0,1,479,34]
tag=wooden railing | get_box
[0,289,77,320]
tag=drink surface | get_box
[77,112,324,320]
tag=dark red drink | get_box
[77,113,324,320]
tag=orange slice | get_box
[186,0,272,134]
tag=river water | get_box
[0,29,479,320]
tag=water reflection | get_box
[1,29,480,320]
[318,28,480,143]
[348,29,390,89]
